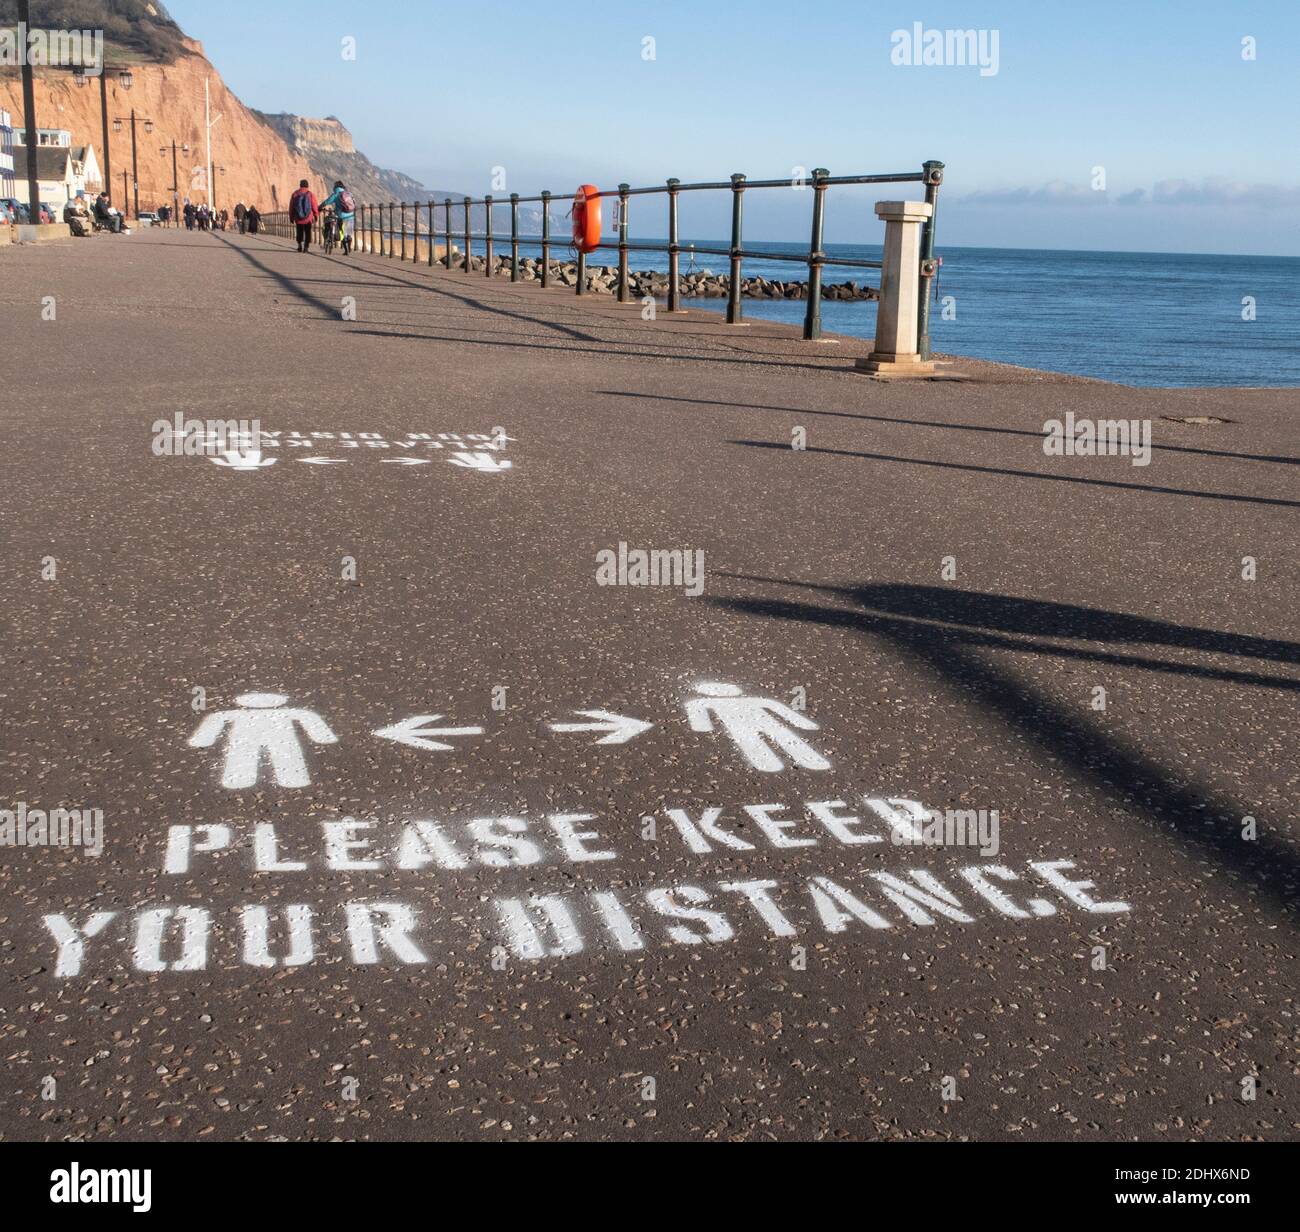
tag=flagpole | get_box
[205,78,212,207]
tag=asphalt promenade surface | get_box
[0,228,1296,1141]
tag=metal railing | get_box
[261,161,943,352]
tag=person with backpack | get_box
[317,181,356,256]
[289,179,318,252]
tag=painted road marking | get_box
[685,682,829,773]
[448,451,512,473]
[187,693,338,789]
[41,827,1131,976]
[199,431,516,476]
[210,448,276,470]
[183,681,828,787]
[373,714,486,752]
[549,709,654,745]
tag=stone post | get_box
[855,200,934,377]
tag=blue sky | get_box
[166,0,1299,254]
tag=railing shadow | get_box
[708,575,1300,920]
[598,390,1300,468]
[726,439,1300,510]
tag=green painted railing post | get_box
[803,168,829,340]
[484,195,494,276]
[726,173,746,324]
[540,191,551,287]
[667,178,681,313]
[510,193,520,282]
[917,160,944,361]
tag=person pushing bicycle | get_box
[318,180,356,256]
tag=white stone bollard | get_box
[856,200,934,377]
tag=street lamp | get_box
[112,110,153,219]
[70,64,136,207]
[16,0,42,225]
[161,140,189,225]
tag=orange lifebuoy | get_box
[571,184,602,254]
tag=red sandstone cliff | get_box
[0,38,315,213]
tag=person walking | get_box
[234,202,247,234]
[183,200,196,230]
[289,179,318,252]
[317,180,356,255]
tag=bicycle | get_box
[322,209,340,255]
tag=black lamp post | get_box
[112,108,152,219]
[161,139,189,225]
[17,0,42,224]
[75,63,134,206]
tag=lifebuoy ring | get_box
[571,184,602,254]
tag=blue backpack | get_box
[292,192,313,222]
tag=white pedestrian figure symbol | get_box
[684,682,830,773]
[188,693,338,789]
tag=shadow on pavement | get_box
[223,234,849,373]
[726,438,1300,509]
[597,389,1300,468]
[709,575,1300,921]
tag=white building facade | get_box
[0,109,15,198]
[12,129,102,212]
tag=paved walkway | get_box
[1,228,1296,1141]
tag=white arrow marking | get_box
[549,710,653,746]
[211,449,276,470]
[298,457,349,465]
[382,457,433,466]
[448,451,513,473]
[373,714,485,752]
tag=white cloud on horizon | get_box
[954,177,1300,209]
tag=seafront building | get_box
[10,129,101,213]
[0,109,15,199]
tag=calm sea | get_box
[507,238,1299,388]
